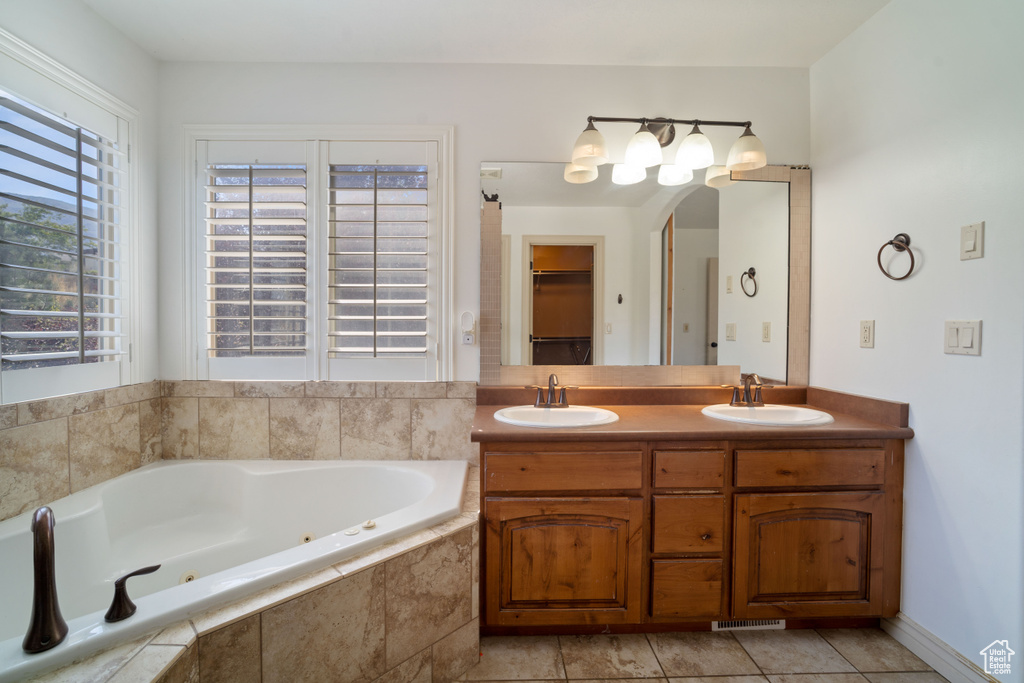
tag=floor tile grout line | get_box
[642,631,670,680]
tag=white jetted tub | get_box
[0,459,467,682]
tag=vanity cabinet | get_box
[482,444,644,626]
[479,435,905,632]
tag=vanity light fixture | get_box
[611,163,646,185]
[568,116,766,186]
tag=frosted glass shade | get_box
[657,164,694,186]
[726,125,767,171]
[612,163,646,185]
[564,162,598,184]
[705,165,736,188]
[624,123,662,168]
[675,125,715,169]
[571,122,608,167]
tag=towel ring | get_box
[740,267,757,297]
[877,233,915,280]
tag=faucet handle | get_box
[726,386,743,406]
[105,564,161,623]
[556,386,578,407]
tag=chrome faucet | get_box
[22,506,67,654]
[547,373,559,406]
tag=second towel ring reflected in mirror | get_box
[740,267,758,297]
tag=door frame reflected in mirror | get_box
[479,165,810,387]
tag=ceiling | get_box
[80,0,891,67]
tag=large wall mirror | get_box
[478,163,810,386]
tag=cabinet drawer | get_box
[653,450,725,488]
[484,451,642,493]
[651,559,723,619]
[735,449,885,488]
[652,496,724,553]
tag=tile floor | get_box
[456,628,950,682]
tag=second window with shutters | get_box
[195,136,445,382]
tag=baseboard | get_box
[882,613,999,683]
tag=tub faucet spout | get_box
[22,506,68,654]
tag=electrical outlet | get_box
[725,323,736,341]
[860,320,874,348]
[762,322,771,342]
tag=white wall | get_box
[718,182,789,381]
[0,0,161,382]
[672,186,719,366]
[157,62,811,379]
[811,0,1024,676]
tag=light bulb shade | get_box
[564,162,598,184]
[675,125,715,169]
[571,122,608,167]
[624,123,662,168]
[726,125,767,171]
[657,164,694,186]
[705,165,736,188]
[611,163,646,185]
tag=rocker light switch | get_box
[960,222,984,260]
[945,320,981,356]
[725,323,736,341]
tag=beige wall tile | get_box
[0,418,70,522]
[163,381,234,398]
[377,382,447,399]
[410,398,476,462]
[18,390,105,426]
[431,617,479,683]
[446,382,477,399]
[334,528,440,578]
[340,398,411,460]
[262,565,386,683]
[70,402,141,492]
[151,621,197,647]
[198,614,261,683]
[140,398,163,465]
[198,398,270,459]
[0,403,16,430]
[161,398,199,460]
[235,381,305,398]
[306,381,376,398]
[471,522,480,620]
[269,398,341,460]
[136,381,161,402]
[385,527,473,668]
[373,649,432,683]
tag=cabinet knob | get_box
[701,533,712,541]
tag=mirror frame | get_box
[479,165,810,386]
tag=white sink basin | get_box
[701,404,834,426]
[494,405,619,428]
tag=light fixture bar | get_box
[585,116,752,129]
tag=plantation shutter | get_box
[200,140,312,380]
[326,140,438,380]
[0,90,126,371]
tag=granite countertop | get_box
[472,386,914,443]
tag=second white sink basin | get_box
[701,404,834,426]
[494,405,619,428]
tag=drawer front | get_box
[654,450,725,489]
[484,451,643,493]
[652,496,724,554]
[735,449,885,488]
[651,559,723,619]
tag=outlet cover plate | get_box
[860,320,875,348]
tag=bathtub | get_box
[0,459,467,682]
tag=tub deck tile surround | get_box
[69,402,141,492]
[0,418,71,520]
[22,468,481,683]
[197,397,271,460]
[268,397,342,460]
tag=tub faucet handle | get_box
[105,564,161,623]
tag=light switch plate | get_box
[726,275,733,294]
[944,319,982,355]
[762,322,771,342]
[725,323,737,341]
[860,320,875,348]
[960,222,984,260]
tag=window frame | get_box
[0,27,140,404]
[184,125,454,382]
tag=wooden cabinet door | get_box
[485,497,643,626]
[733,492,886,618]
